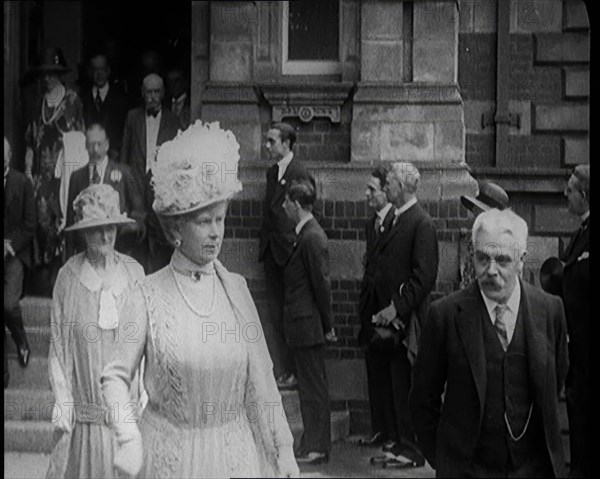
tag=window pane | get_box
[288,0,339,61]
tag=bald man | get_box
[120,74,182,272]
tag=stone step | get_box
[20,296,52,329]
[6,326,51,358]
[5,357,51,390]
[4,421,57,454]
[4,452,50,479]
[4,389,56,422]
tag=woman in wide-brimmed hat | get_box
[46,184,146,479]
[101,121,299,478]
[25,47,85,292]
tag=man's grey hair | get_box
[472,208,528,256]
[389,162,420,194]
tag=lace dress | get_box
[46,253,145,478]
[101,252,295,478]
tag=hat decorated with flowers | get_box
[65,184,135,232]
[152,120,242,217]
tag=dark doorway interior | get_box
[81,2,191,105]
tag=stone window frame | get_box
[281,0,342,76]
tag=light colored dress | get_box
[46,252,145,479]
[101,250,295,478]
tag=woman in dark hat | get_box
[459,180,510,288]
[24,47,85,291]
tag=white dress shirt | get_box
[295,212,314,236]
[277,151,294,182]
[89,156,109,184]
[93,83,110,102]
[145,110,162,172]
[376,203,393,225]
[394,197,418,220]
[480,279,521,345]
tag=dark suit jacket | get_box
[4,170,36,268]
[361,202,438,350]
[119,107,182,197]
[66,159,145,228]
[559,218,589,373]
[283,217,332,348]
[82,84,130,153]
[358,206,396,346]
[409,281,569,477]
[259,158,316,267]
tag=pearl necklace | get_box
[41,88,66,126]
[170,265,216,317]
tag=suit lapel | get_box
[4,171,17,214]
[374,207,396,249]
[456,283,487,422]
[520,283,547,411]
[138,109,147,158]
[103,160,113,184]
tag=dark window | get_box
[288,0,339,61]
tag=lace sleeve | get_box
[101,283,148,446]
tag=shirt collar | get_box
[93,83,109,98]
[376,203,393,222]
[394,197,418,218]
[146,108,162,120]
[581,211,590,224]
[78,253,129,296]
[89,156,109,178]
[173,92,187,104]
[295,213,314,236]
[480,278,521,319]
[277,151,294,179]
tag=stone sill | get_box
[470,167,570,193]
[354,82,463,104]
[240,160,470,172]
[260,82,356,106]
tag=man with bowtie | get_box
[366,162,438,469]
[410,209,568,477]
[66,124,145,260]
[259,122,315,390]
[561,165,590,478]
[120,73,181,272]
[81,53,129,156]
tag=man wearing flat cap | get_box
[561,164,590,478]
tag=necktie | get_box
[494,304,509,352]
[92,165,101,184]
[374,215,382,239]
[95,89,103,111]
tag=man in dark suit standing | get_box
[356,165,397,448]
[81,53,129,157]
[282,181,336,465]
[166,67,191,129]
[120,73,181,272]
[364,162,438,469]
[410,208,569,477]
[4,137,36,388]
[561,165,589,478]
[66,124,145,260]
[259,122,315,389]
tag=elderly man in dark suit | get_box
[282,181,336,465]
[81,53,129,156]
[120,73,181,272]
[4,137,36,388]
[410,208,569,478]
[561,165,590,478]
[259,122,315,389]
[66,124,145,260]
[356,165,397,449]
[364,161,438,469]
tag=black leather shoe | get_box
[358,432,386,447]
[381,440,398,452]
[276,373,298,390]
[369,453,396,465]
[17,345,30,367]
[382,457,425,469]
[295,451,329,465]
